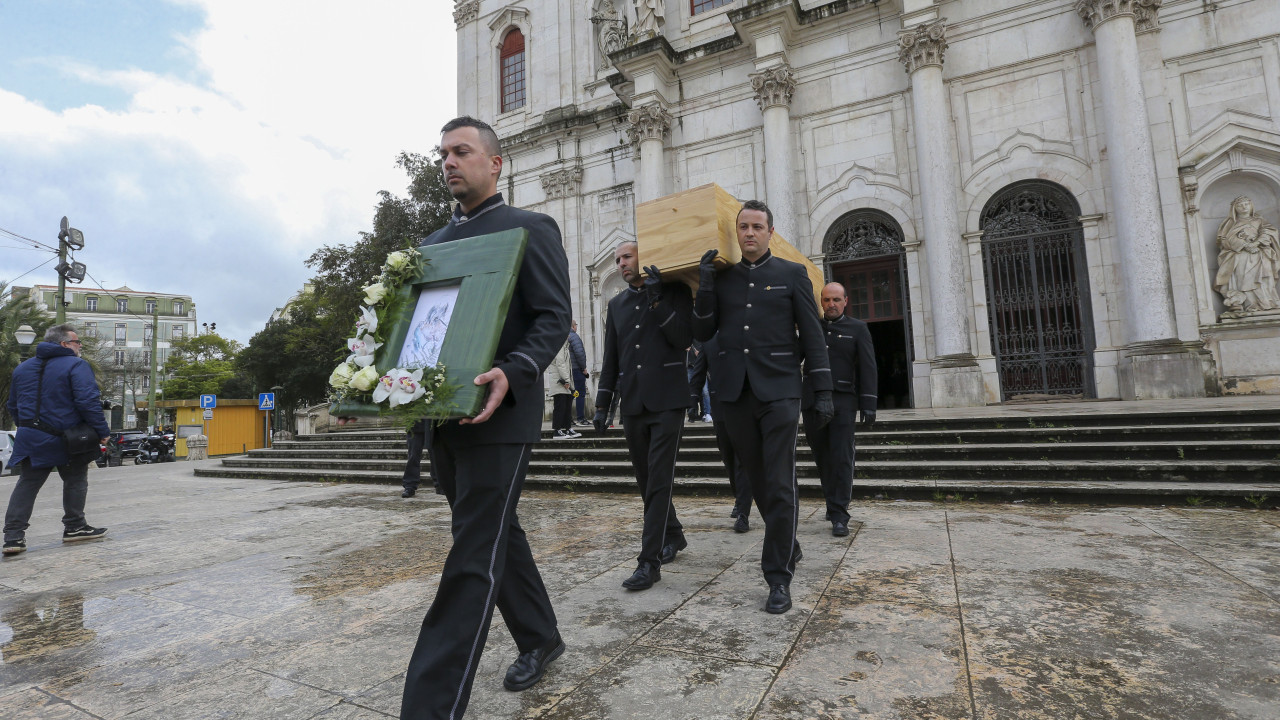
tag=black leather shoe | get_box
[401,488,416,498]
[659,536,688,564]
[734,514,749,533]
[729,506,740,518]
[765,584,792,614]
[832,520,849,537]
[621,562,660,590]
[503,632,566,691]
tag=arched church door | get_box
[980,181,1096,400]
[824,210,913,408]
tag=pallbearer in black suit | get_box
[399,117,569,720]
[594,241,694,590]
[692,200,835,614]
[802,283,878,537]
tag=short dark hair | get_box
[440,116,501,156]
[738,200,774,229]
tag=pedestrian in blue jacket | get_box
[3,324,112,555]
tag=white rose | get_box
[328,363,356,389]
[363,282,388,305]
[349,365,381,392]
[384,250,410,272]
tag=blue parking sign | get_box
[200,394,216,409]
[258,393,275,411]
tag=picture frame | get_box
[330,228,529,419]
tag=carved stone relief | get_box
[632,0,665,40]
[593,0,628,68]
[750,66,797,112]
[625,105,672,151]
[1074,0,1163,33]
[453,0,479,28]
[1214,195,1280,318]
[897,20,948,75]
[541,167,584,200]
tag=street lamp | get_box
[14,324,37,359]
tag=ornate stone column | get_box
[1076,0,1205,398]
[899,19,985,407]
[626,104,672,203]
[751,65,798,238]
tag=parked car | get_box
[0,430,15,475]
[110,431,148,458]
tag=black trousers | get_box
[803,394,858,524]
[720,392,801,587]
[572,371,587,420]
[403,421,426,490]
[552,394,572,432]
[401,439,557,720]
[712,419,753,517]
[3,459,91,542]
[621,409,686,567]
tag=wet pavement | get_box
[1,461,1278,719]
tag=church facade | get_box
[452,0,1280,407]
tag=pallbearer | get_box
[594,241,694,590]
[692,200,834,614]
[803,283,877,537]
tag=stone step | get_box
[189,465,1280,501]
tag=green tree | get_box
[160,333,246,399]
[239,151,453,407]
[0,282,55,429]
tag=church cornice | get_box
[500,103,631,153]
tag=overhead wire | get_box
[0,225,59,252]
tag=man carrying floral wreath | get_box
[394,116,572,720]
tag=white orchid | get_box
[372,368,427,407]
[362,281,388,305]
[355,306,378,336]
[349,365,381,392]
[347,336,382,367]
[328,362,356,389]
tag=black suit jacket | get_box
[692,251,831,403]
[598,282,694,416]
[418,194,571,445]
[802,315,878,413]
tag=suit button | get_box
[749,283,755,288]
[746,303,752,308]
[636,365,642,369]
[635,306,640,310]
[635,324,640,329]
[744,348,751,354]
[635,344,640,349]
[744,325,749,331]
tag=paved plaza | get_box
[1,461,1278,719]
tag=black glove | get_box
[860,409,876,428]
[593,409,608,436]
[812,390,835,429]
[698,249,719,291]
[643,265,663,305]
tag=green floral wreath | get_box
[327,248,460,427]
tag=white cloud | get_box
[0,1,457,343]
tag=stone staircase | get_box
[193,404,1280,502]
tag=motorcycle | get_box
[134,433,176,464]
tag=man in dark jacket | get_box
[594,241,693,590]
[802,283,877,537]
[692,200,835,614]
[399,117,571,720]
[568,320,590,425]
[3,324,112,555]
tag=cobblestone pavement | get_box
[1,462,1278,719]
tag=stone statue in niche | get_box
[1214,195,1280,318]
[595,0,628,60]
[632,0,664,39]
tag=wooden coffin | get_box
[635,183,823,308]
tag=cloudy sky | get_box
[0,0,457,344]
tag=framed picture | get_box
[330,228,528,419]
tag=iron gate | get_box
[980,182,1095,399]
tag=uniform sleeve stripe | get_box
[513,352,541,372]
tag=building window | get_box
[174,301,185,315]
[143,350,151,366]
[86,296,98,311]
[115,350,125,366]
[85,322,97,339]
[115,323,127,346]
[500,29,526,113]
[146,299,156,313]
[692,0,733,14]
[144,323,153,342]
[172,325,185,340]
[117,298,128,313]
[143,375,150,389]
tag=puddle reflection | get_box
[0,593,96,663]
